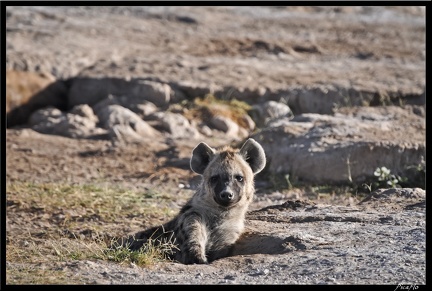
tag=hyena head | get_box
[190,138,266,208]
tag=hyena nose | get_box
[220,191,234,201]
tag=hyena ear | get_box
[240,138,266,174]
[190,142,216,175]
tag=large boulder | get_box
[68,78,179,109]
[147,111,202,140]
[250,100,293,127]
[252,106,425,184]
[209,115,249,140]
[28,105,106,138]
[94,104,160,141]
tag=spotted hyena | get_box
[121,138,266,264]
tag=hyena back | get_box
[121,138,266,264]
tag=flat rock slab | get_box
[252,105,425,184]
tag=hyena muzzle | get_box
[117,138,266,264]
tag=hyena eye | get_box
[235,175,244,182]
[210,176,219,183]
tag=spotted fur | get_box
[121,138,266,264]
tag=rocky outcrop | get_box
[13,90,428,185]
[67,78,183,109]
[252,106,425,184]
[5,6,426,186]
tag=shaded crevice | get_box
[248,214,366,224]
[6,80,69,128]
[231,233,293,256]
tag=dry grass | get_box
[182,94,253,129]
[6,181,183,284]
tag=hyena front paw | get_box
[188,255,208,264]
[180,252,208,264]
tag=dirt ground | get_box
[5,127,319,220]
[5,5,426,285]
[5,127,426,285]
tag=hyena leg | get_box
[176,213,209,264]
[207,244,235,262]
